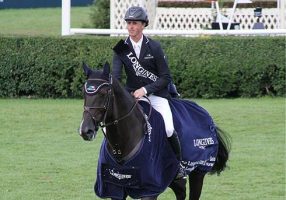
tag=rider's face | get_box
[126,21,145,41]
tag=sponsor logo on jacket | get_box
[127,52,158,82]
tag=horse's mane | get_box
[111,76,135,104]
[87,63,134,104]
[111,76,145,127]
[86,62,133,104]
[86,64,142,123]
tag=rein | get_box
[83,75,153,161]
[84,77,152,129]
[100,96,152,127]
[100,100,138,128]
[84,77,143,129]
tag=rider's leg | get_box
[167,131,186,179]
[147,95,185,179]
[168,131,182,160]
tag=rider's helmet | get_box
[124,6,149,27]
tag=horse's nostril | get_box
[80,129,96,141]
[87,130,94,135]
[81,126,90,135]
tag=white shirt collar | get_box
[130,35,143,49]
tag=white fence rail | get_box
[70,28,286,36]
[62,0,286,36]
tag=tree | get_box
[90,0,110,28]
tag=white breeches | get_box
[140,95,174,137]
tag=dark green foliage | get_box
[89,0,110,28]
[160,36,285,98]
[0,36,116,98]
[0,35,284,98]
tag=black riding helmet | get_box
[124,6,149,27]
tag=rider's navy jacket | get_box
[112,35,172,99]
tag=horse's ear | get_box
[103,61,110,77]
[82,62,92,77]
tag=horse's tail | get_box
[210,126,231,175]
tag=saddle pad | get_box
[94,99,219,199]
[169,98,219,173]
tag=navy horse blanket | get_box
[94,99,218,199]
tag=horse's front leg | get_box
[112,195,157,200]
[169,178,187,200]
[141,196,157,200]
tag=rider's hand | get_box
[133,87,146,99]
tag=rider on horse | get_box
[112,6,185,179]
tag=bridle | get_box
[83,74,153,160]
[83,76,139,129]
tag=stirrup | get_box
[175,162,187,179]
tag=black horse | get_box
[79,62,231,200]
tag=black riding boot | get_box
[168,131,186,179]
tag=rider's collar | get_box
[129,35,143,49]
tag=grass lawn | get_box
[0,98,285,200]
[0,7,91,36]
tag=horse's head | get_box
[79,62,112,141]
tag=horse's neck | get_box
[105,86,145,161]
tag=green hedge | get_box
[0,35,284,98]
